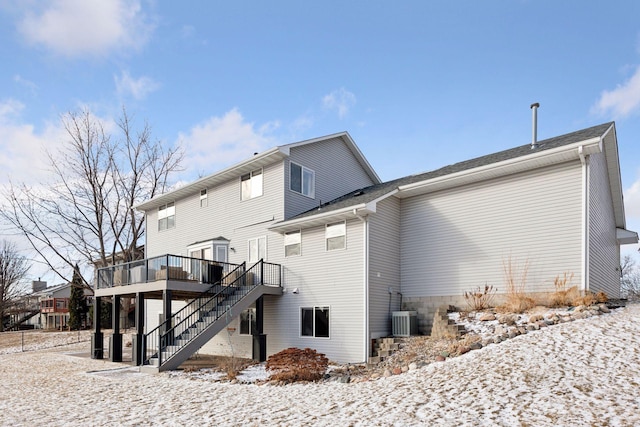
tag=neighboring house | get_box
[94,122,637,371]
[7,281,91,331]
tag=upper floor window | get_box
[241,169,263,200]
[200,189,208,207]
[158,202,175,231]
[284,230,301,257]
[290,162,315,198]
[325,222,346,251]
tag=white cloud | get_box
[17,0,155,58]
[322,88,356,119]
[13,75,38,95]
[625,176,640,219]
[115,71,159,100]
[592,65,640,118]
[0,99,66,186]
[178,109,280,179]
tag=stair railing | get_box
[144,259,282,367]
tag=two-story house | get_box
[94,121,637,372]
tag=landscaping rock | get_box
[498,314,518,325]
[408,362,418,370]
[479,313,496,321]
[528,314,544,323]
[599,304,610,314]
[435,355,446,362]
[470,342,483,350]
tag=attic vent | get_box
[353,191,364,197]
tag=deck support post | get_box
[110,295,122,362]
[132,292,145,366]
[162,290,173,345]
[252,296,267,362]
[91,296,103,359]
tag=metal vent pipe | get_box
[530,102,540,149]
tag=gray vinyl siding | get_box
[588,151,620,297]
[285,137,377,219]
[400,162,584,298]
[263,218,366,363]
[368,197,401,338]
[145,161,285,261]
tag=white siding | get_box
[400,162,584,298]
[285,137,377,219]
[145,161,285,261]
[368,197,401,338]
[588,150,620,297]
[264,218,366,363]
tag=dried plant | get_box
[573,291,597,307]
[499,255,535,313]
[266,348,328,383]
[549,272,576,307]
[464,284,497,311]
[595,291,608,303]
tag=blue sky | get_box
[1,1,640,280]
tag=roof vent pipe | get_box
[530,102,540,149]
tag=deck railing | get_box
[96,254,239,289]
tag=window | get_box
[200,189,208,207]
[241,169,263,200]
[301,306,330,338]
[284,230,301,257]
[325,222,346,251]
[240,308,256,335]
[248,236,266,263]
[290,162,315,198]
[158,202,175,231]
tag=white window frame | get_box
[325,221,346,251]
[248,236,267,263]
[241,169,263,201]
[290,162,315,198]
[158,202,175,231]
[239,308,256,336]
[200,189,208,207]
[300,306,330,338]
[284,230,301,257]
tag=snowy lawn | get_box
[1,304,639,426]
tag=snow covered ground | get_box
[1,304,640,426]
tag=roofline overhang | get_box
[269,189,398,233]
[617,228,639,245]
[135,147,288,211]
[396,136,604,198]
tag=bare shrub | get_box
[499,256,535,313]
[266,347,328,383]
[595,291,608,303]
[573,292,597,307]
[463,284,497,311]
[549,272,576,307]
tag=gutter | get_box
[398,138,603,195]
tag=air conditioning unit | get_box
[392,311,418,337]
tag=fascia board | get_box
[397,138,603,197]
[135,147,286,211]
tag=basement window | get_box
[301,306,330,338]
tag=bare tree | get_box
[621,254,640,300]
[1,108,183,290]
[0,240,31,331]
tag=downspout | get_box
[579,146,589,293]
[357,212,370,363]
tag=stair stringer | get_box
[157,285,282,372]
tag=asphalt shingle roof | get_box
[287,122,614,221]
